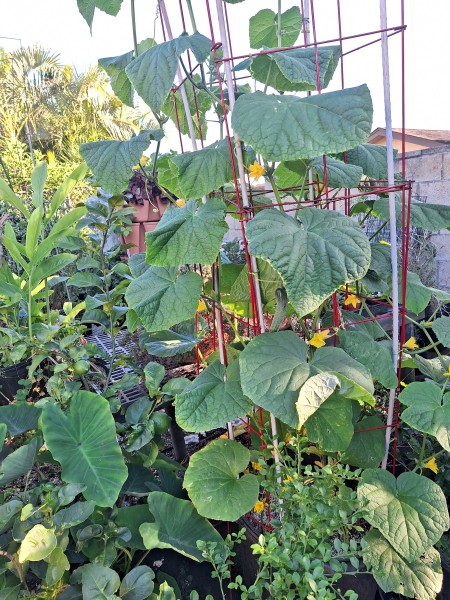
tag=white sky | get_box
[1,0,449,150]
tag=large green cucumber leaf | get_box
[250,46,340,93]
[77,0,123,30]
[156,155,184,199]
[158,140,234,199]
[296,372,339,426]
[399,382,450,451]
[41,391,127,507]
[346,144,389,180]
[145,199,228,266]
[126,37,190,114]
[360,242,392,293]
[239,331,310,427]
[304,395,355,452]
[409,353,450,385]
[140,492,223,561]
[140,319,205,358]
[343,415,385,469]
[183,439,259,521]
[399,271,449,315]
[125,267,202,333]
[338,330,398,388]
[98,50,134,107]
[0,403,41,435]
[246,208,371,317]
[232,86,373,162]
[175,360,252,432]
[273,159,309,189]
[373,196,450,232]
[0,437,40,486]
[310,156,362,188]
[358,469,449,562]
[363,529,443,599]
[80,130,163,196]
[432,316,450,348]
[249,6,301,49]
[309,346,375,405]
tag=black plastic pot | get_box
[0,359,31,405]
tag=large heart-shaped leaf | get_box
[77,0,123,30]
[41,391,127,507]
[310,156,362,188]
[126,37,190,114]
[343,415,385,469]
[432,316,450,348]
[239,331,310,427]
[296,372,340,427]
[0,404,41,436]
[232,86,373,162]
[358,470,449,562]
[140,492,223,561]
[158,140,234,199]
[363,529,443,599]
[125,267,202,333]
[338,330,398,388]
[146,199,228,266]
[119,566,155,600]
[19,524,57,563]
[246,208,371,317]
[183,439,259,521]
[273,160,309,188]
[98,50,134,107]
[140,319,205,358]
[81,564,120,600]
[175,360,252,432]
[80,130,163,196]
[399,382,450,451]
[250,46,340,93]
[304,395,355,452]
[249,6,302,49]
[346,144,389,180]
[373,196,450,232]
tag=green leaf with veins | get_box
[175,360,252,432]
[296,372,340,427]
[346,144,391,180]
[360,243,391,293]
[250,46,340,93]
[125,267,202,333]
[311,156,362,188]
[432,316,450,348]
[239,332,310,427]
[363,530,443,600]
[161,77,211,139]
[159,140,235,199]
[141,320,205,358]
[126,37,190,114]
[119,566,155,600]
[145,199,228,266]
[228,259,282,312]
[246,208,371,317]
[304,395,355,452]
[41,391,127,507]
[183,439,259,521]
[399,382,450,451]
[400,271,436,314]
[77,0,124,30]
[81,564,120,599]
[80,130,163,196]
[249,6,302,49]
[343,415,385,469]
[273,160,309,189]
[410,353,450,385]
[98,51,134,107]
[140,492,223,561]
[358,469,449,562]
[373,196,450,232]
[232,86,373,162]
[19,524,57,563]
[155,155,183,198]
[338,330,397,388]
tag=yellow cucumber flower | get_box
[249,161,265,181]
[403,337,419,350]
[253,500,265,514]
[425,456,439,474]
[309,329,331,349]
[343,294,360,309]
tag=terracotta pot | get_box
[123,223,143,255]
[155,195,171,217]
[142,222,158,234]
[130,202,149,223]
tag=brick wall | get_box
[395,145,450,291]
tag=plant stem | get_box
[405,314,447,369]
[131,0,139,56]
[0,550,28,591]
[276,0,282,47]
[368,220,388,241]
[266,170,285,212]
[418,432,428,466]
[185,0,198,32]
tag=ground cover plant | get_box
[2,0,450,599]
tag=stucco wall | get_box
[395,145,450,291]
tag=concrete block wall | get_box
[395,145,450,291]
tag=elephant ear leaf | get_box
[41,391,128,507]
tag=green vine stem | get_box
[265,168,285,212]
[131,0,139,56]
[405,314,448,369]
[277,0,282,47]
